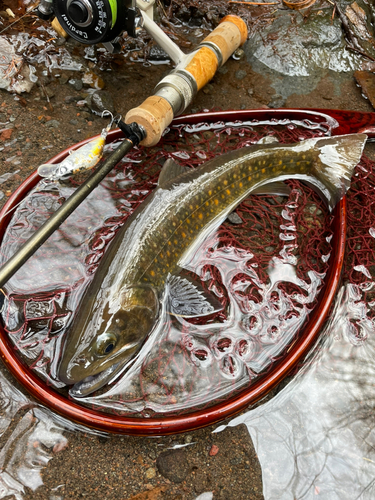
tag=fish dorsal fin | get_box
[158,159,190,188]
[167,275,223,318]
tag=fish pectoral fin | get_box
[158,158,191,188]
[167,275,223,318]
[251,181,291,197]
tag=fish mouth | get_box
[68,361,125,398]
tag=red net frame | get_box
[0,108,373,435]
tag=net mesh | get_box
[0,118,371,418]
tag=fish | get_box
[37,124,110,180]
[58,133,367,397]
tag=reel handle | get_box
[125,15,248,147]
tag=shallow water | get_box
[217,280,375,499]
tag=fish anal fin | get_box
[158,159,191,188]
[167,275,223,318]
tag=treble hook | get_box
[101,110,116,129]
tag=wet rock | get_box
[209,444,219,456]
[0,129,13,141]
[268,94,286,108]
[69,78,83,91]
[0,38,34,93]
[82,71,105,90]
[342,0,375,60]
[59,73,71,85]
[175,4,191,23]
[64,95,79,104]
[156,449,189,483]
[45,120,60,128]
[235,69,247,80]
[145,467,156,479]
[246,9,363,76]
[85,90,115,115]
[148,45,171,63]
[227,212,243,224]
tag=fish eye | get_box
[95,332,117,357]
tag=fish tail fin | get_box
[310,133,367,210]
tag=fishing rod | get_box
[0,15,248,288]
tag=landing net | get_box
[0,111,370,431]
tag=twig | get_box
[0,3,38,35]
[347,45,375,62]
[331,4,336,23]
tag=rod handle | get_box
[125,95,174,148]
[125,15,248,147]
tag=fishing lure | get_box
[37,112,114,180]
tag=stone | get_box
[45,120,60,128]
[156,449,189,483]
[59,73,71,85]
[86,90,115,115]
[235,69,247,80]
[148,44,170,63]
[227,212,243,224]
[69,78,83,91]
[145,467,156,479]
[209,444,219,456]
[82,71,105,90]
[65,95,78,104]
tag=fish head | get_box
[59,284,159,397]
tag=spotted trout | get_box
[59,133,367,396]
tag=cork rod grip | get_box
[125,16,248,147]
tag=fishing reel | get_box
[37,0,146,46]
